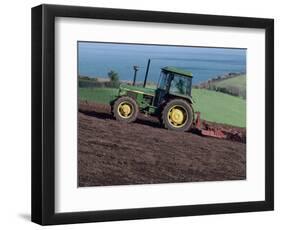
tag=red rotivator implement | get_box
[194,112,245,143]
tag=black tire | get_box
[113,96,139,123]
[162,99,193,132]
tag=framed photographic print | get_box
[31,4,274,225]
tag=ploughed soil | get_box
[78,101,246,187]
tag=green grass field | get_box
[79,88,119,104]
[211,75,246,89]
[192,88,246,127]
[79,87,246,127]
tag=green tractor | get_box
[111,62,194,132]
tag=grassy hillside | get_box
[211,75,246,92]
[79,87,246,127]
[198,74,246,99]
[192,88,246,127]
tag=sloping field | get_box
[192,89,246,127]
[78,101,246,187]
[211,75,246,92]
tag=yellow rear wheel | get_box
[167,105,188,128]
[162,99,193,132]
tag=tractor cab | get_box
[155,66,193,106]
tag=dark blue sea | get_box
[78,42,246,84]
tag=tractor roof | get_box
[162,66,193,78]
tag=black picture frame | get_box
[31,4,274,225]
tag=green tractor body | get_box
[111,66,194,131]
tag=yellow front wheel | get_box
[117,102,133,118]
[113,96,139,123]
[162,99,193,131]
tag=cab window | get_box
[169,74,192,95]
[158,72,170,90]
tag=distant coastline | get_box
[79,71,245,86]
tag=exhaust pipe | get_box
[133,65,139,86]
